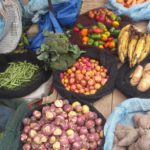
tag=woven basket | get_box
[80,0,106,14]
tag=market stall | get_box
[0,0,150,150]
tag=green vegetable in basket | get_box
[0,61,39,89]
[37,32,85,70]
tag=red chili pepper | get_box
[104,42,110,48]
[105,17,112,24]
[93,28,103,34]
[107,37,113,41]
[73,27,79,32]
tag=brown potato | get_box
[130,65,143,86]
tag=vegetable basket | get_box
[19,98,106,150]
[0,51,51,99]
[116,54,150,98]
[53,47,118,102]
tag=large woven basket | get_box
[80,0,106,14]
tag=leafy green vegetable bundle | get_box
[0,61,39,89]
[37,32,85,70]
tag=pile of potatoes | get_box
[113,112,150,150]
[130,63,150,92]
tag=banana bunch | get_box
[118,24,150,67]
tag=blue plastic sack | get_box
[107,0,150,32]
[26,0,81,51]
[28,11,63,51]
[104,98,150,150]
[20,0,81,25]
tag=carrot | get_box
[127,0,133,5]
[117,0,124,3]
[136,0,145,3]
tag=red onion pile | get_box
[21,100,104,150]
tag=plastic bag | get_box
[21,0,81,24]
[104,98,150,150]
[107,0,150,32]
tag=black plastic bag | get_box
[116,55,150,98]
[0,51,51,99]
[53,47,118,102]
[19,98,106,150]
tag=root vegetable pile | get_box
[118,24,150,67]
[60,57,109,95]
[21,100,104,150]
[130,63,150,92]
[73,8,121,51]
[113,112,150,150]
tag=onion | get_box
[29,129,37,138]
[27,137,32,143]
[95,118,102,126]
[75,135,81,142]
[22,144,31,150]
[62,112,68,118]
[68,122,77,130]
[53,127,62,136]
[80,134,87,141]
[23,126,30,134]
[42,106,50,114]
[33,134,42,145]
[77,115,85,126]
[49,136,56,144]
[54,100,64,108]
[94,133,100,141]
[68,135,75,143]
[45,111,56,120]
[30,116,36,122]
[38,119,46,126]
[63,104,73,112]
[41,124,53,136]
[33,110,41,119]
[49,104,56,112]
[69,116,77,124]
[89,134,95,142]
[60,121,69,130]
[31,143,39,149]
[85,120,95,129]
[55,117,63,126]
[30,123,40,130]
[55,108,63,114]
[39,144,47,150]
[75,105,82,112]
[72,141,82,149]
[66,129,74,136]
[20,133,28,142]
[97,139,102,145]
[45,142,50,148]
[41,134,48,143]
[23,118,30,125]
[90,141,97,150]
[90,128,96,133]
[88,112,96,120]
[80,127,88,134]
[53,141,61,150]
[60,135,69,145]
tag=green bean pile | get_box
[0,61,39,89]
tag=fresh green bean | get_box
[0,61,39,89]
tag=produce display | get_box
[21,100,104,150]
[72,8,121,52]
[117,0,150,8]
[118,24,150,67]
[60,56,109,95]
[130,63,150,92]
[37,32,84,71]
[0,61,39,89]
[113,112,150,150]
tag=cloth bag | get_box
[107,0,150,32]
[0,0,22,53]
[104,98,150,150]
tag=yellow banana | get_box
[138,34,150,64]
[118,24,132,63]
[128,32,139,66]
[131,34,146,67]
